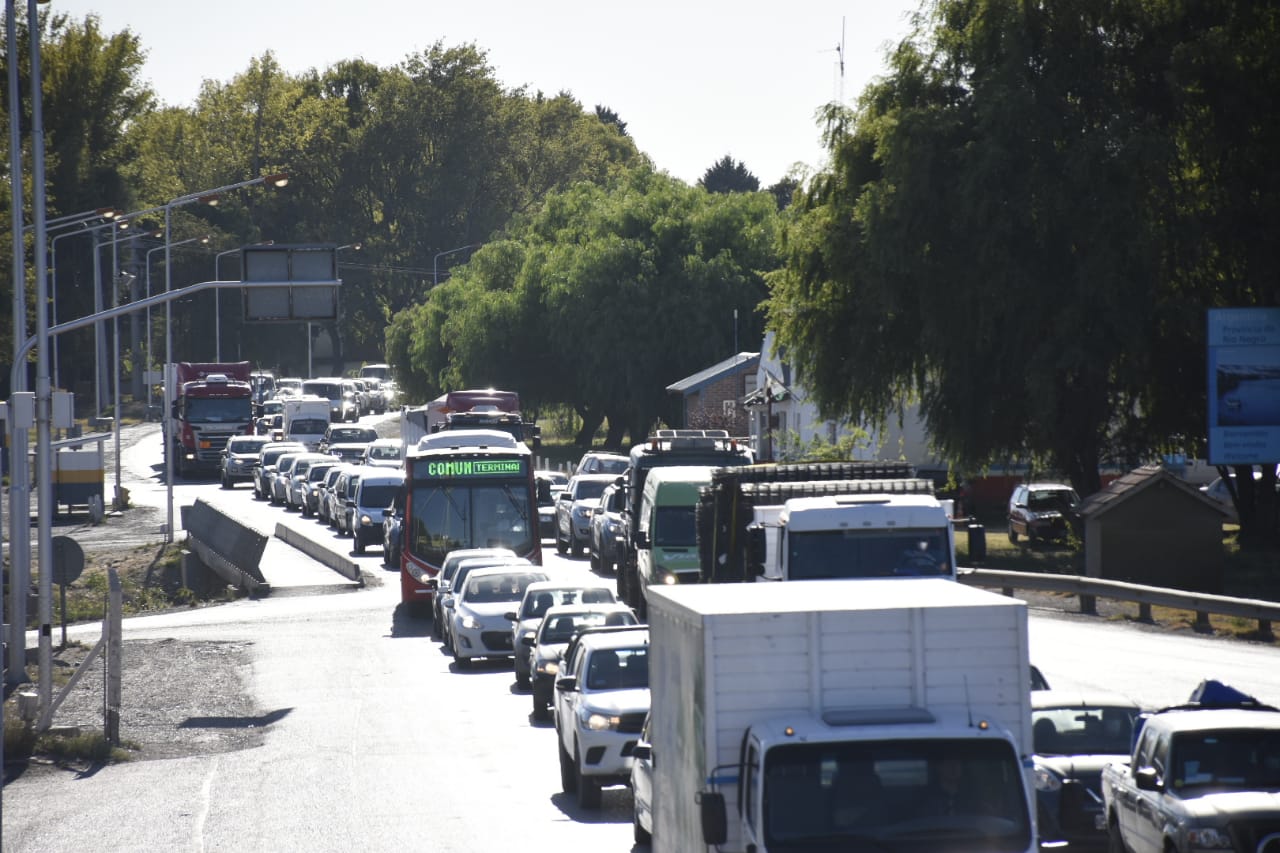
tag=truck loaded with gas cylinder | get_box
[165,361,255,477]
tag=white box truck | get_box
[643,579,1036,853]
[281,395,331,451]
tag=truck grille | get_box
[194,430,240,463]
[1235,820,1280,853]
[618,712,646,734]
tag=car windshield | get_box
[463,572,541,604]
[539,611,632,644]
[360,484,399,509]
[1028,489,1077,511]
[368,445,399,461]
[1032,705,1138,755]
[574,480,609,502]
[521,587,614,619]
[1172,729,1280,791]
[228,438,265,454]
[309,464,336,483]
[330,428,375,443]
[585,647,648,690]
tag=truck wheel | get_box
[1106,817,1128,853]
[559,739,577,793]
[575,746,602,809]
[633,812,651,846]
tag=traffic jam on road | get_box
[187,375,1280,853]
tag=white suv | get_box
[553,625,650,809]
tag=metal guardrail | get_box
[958,568,1280,639]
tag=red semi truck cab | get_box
[166,362,255,476]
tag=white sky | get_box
[52,0,921,187]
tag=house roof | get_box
[1077,465,1231,519]
[666,352,759,395]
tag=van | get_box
[634,465,714,616]
[349,469,406,554]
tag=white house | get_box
[745,331,944,476]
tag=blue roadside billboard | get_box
[1206,307,1280,465]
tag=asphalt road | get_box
[4,419,1280,852]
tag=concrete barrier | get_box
[181,500,270,595]
[273,524,362,583]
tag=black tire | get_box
[589,547,599,570]
[1106,817,1128,853]
[634,812,651,846]
[516,669,530,690]
[220,474,230,489]
[556,532,568,555]
[301,502,311,518]
[430,612,441,640]
[533,692,548,721]
[559,739,577,793]
[1008,527,1019,544]
[354,533,365,555]
[570,538,583,558]
[600,551,614,575]
[575,746,602,809]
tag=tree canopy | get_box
[387,168,781,446]
[766,0,1280,536]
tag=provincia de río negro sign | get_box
[1207,307,1280,465]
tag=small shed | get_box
[1076,465,1231,593]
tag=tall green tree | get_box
[699,155,760,194]
[393,167,780,446]
[768,0,1279,540]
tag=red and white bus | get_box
[399,429,542,606]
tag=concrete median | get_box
[273,523,363,583]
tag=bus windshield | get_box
[408,481,535,565]
[185,397,252,422]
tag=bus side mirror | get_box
[697,791,727,845]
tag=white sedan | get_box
[446,566,548,668]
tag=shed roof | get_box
[666,352,759,395]
[1077,465,1230,519]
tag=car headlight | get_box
[656,566,680,584]
[1185,827,1232,849]
[360,514,373,526]
[460,615,482,631]
[1033,765,1063,792]
[407,563,433,583]
[537,660,559,676]
[582,709,621,731]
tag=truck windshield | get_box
[764,738,1031,852]
[786,529,952,580]
[289,419,328,436]
[1171,729,1280,792]
[653,505,696,547]
[186,398,251,422]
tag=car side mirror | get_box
[503,611,518,622]
[633,743,652,762]
[1134,766,1162,792]
[520,635,536,647]
[635,530,650,549]
[698,791,728,845]
[556,676,578,692]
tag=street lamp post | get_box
[432,243,481,286]
[148,237,210,410]
[161,173,288,541]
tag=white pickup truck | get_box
[1101,687,1280,853]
